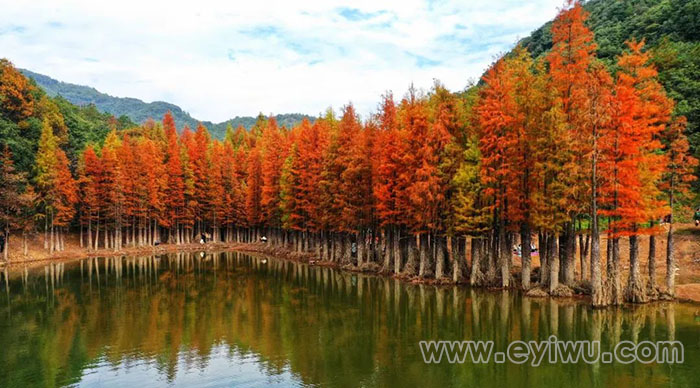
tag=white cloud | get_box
[0,0,564,122]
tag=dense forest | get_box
[20,69,314,139]
[0,1,698,307]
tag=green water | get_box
[0,251,698,387]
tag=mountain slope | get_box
[20,69,314,139]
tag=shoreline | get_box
[4,240,699,305]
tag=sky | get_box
[0,0,564,123]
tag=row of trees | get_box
[0,2,696,306]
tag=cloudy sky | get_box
[0,0,563,122]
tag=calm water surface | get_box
[0,251,698,387]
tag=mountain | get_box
[19,69,314,139]
[516,0,700,162]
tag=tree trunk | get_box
[625,232,647,303]
[88,217,93,252]
[590,126,606,306]
[344,234,352,264]
[468,237,481,286]
[403,234,418,276]
[3,229,8,262]
[452,236,467,283]
[666,223,675,296]
[610,237,622,305]
[94,218,100,250]
[321,231,329,261]
[548,234,559,293]
[521,224,531,290]
[393,226,402,274]
[498,221,509,288]
[563,221,575,285]
[104,220,109,249]
[540,233,549,286]
[418,233,432,278]
[334,233,343,263]
[435,235,446,279]
[579,232,588,282]
[50,221,55,253]
[666,183,676,296]
[357,231,365,267]
[648,233,656,295]
[381,228,391,272]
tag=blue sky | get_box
[0,0,563,122]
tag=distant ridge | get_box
[20,69,314,139]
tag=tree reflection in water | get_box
[0,252,698,387]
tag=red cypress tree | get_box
[260,117,287,227]
[547,0,598,288]
[184,124,211,234]
[245,146,263,229]
[373,93,404,229]
[477,58,518,286]
[163,112,186,243]
[100,130,125,249]
[295,119,329,231]
[78,146,103,250]
[53,149,78,232]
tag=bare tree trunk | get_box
[3,229,8,262]
[610,237,622,305]
[666,211,675,296]
[521,224,531,290]
[539,233,548,286]
[50,221,55,253]
[498,220,509,288]
[648,233,656,295]
[590,125,605,307]
[548,234,559,293]
[357,231,365,267]
[403,234,418,276]
[579,231,588,282]
[418,233,433,278]
[625,231,647,303]
[452,236,467,283]
[562,221,575,285]
[94,217,100,250]
[88,217,92,252]
[468,237,481,286]
[381,228,391,272]
[435,235,446,279]
[393,226,402,274]
[334,233,343,263]
[344,234,352,264]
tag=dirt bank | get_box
[3,225,699,303]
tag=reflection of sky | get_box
[0,0,563,122]
[77,345,305,387]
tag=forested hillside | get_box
[0,60,135,173]
[20,69,314,139]
[519,0,700,189]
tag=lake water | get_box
[0,251,698,387]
